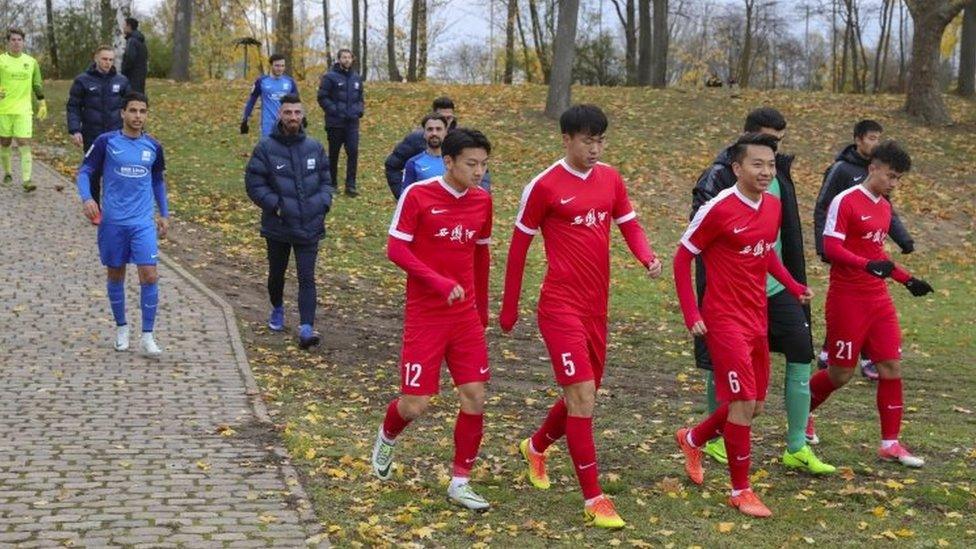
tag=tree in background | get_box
[960,4,976,95]
[170,0,193,81]
[275,0,295,72]
[545,0,581,117]
[904,0,973,124]
[651,0,668,86]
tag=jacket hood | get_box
[86,63,118,77]
[836,143,869,167]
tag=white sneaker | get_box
[114,325,130,351]
[371,426,395,480]
[140,332,162,357]
[447,482,490,511]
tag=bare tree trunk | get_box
[960,4,976,96]
[904,0,971,124]
[505,0,517,83]
[45,0,59,77]
[738,0,755,87]
[275,0,294,71]
[848,0,870,92]
[898,0,907,91]
[874,0,895,91]
[362,0,369,78]
[352,0,361,70]
[100,0,114,45]
[169,0,193,81]
[610,0,637,85]
[516,4,534,82]
[832,0,838,91]
[323,0,332,63]
[417,0,427,79]
[529,0,551,82]
[545,0,580,118]
[839,11,851,90]
[386,0,401,81]
[407,0,418,81]
[637,0,651,84]
[651,0,668,87]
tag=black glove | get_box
[240,121,249,134]
[904,277,933,297]
[900,241,915,254]
[865,260,895,278]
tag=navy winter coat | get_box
[245,123,333,245]
[122,30,148,93]
[317,63,364,128]
[66,64,131,147]
[383,127,493,199]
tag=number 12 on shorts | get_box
[404,362,422,387]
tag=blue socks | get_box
[107,279,127,326]
[140,282,159,333]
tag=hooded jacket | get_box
[66,64,131,146]
[317,62,364,128]
[689,145,810,370]
[122,30,148,92]
[245,122,333,245]
[813,144,914,260]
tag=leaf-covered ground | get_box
[37,81,976,547]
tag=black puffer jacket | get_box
[316,62,364,128]
[66,64,130,146]
[122,30,148,93]
[689,145,810,370]
[813,144,914,260]
[245,123,333,245]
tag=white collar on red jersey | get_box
[857,184,882,203]
[437,176,469,198]
[558,158,592,180]
[732,185,762,210]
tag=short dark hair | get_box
[337,48,353,58]
[432,96,455,111]
[280,94,301,106]
[92,44,114,56]
[125,17,139,30]
[853,119,883,139]
[730,132,779,164]
[269,53,286,64]
[6,28,25,40]
[560,104,608,137]
[870,140,911,173]
[420,113,449,129]
[744,107,786,132]
[122,91,149,109]
[442,127,491,158]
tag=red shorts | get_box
[399,311,489,395]
[537,309,608,388]
[705,328,770,402]
[825,293,901,368]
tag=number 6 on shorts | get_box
[728,371,741,394]
[561,352,576,377]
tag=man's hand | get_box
[82,199,100,223]
[865,259,895,278]
[36,100,48,120]
[157,216,170,239]
[240,121,249,134]
[797,286,814,305]
[689,320,707,337]
[447,284,464,306]
[646,256,663,279]
[71,133,84,148]
[900,241,915,254]
[904,277,933,297]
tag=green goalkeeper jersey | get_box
[0,52,44,116]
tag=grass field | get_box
[35,80,976,547]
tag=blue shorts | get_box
[97,223,159,267]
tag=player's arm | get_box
[402,157,417,189]
[673,245,705,335]
[500,181,547,332]
[244,144,281,213]
[822,193,893,278]
[66,78,84,141]
[474,199,493,327]
[32,60,47,119]
[814,163,846,261]
[888,207,915,254]
[241,78,261,133]
[386,237,459,299]
[316,74,337,116]
[151,142,170,237]
[76,137,106,220]
[612,175,661,277]
[767,253,812,303]
[289,77,300,101]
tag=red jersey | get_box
[389,177,492,323]
[680,186,782,333]
[515,159,639,315]
[823,184,893,295]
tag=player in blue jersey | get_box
[401,113,448,192]
[240,54,299,137]
[77,92,169,357]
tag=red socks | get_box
[566,415,602,500]
[381,398,412,440]
[530,398,567,453]
[723,421,752,491]
[690,402,729,447]
[809,369,838,412]
[877,377,903,441]
[453,410,484,477]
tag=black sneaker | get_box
[344,187,359,198]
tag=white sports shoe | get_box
[140,332,162,357]
[114,325,130,351]
[447,482,490,511]
[371,426,395,480]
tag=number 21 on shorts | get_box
[403,362,422,387]
[835,340,853,360]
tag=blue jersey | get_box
[402,151,445,190]
[77,130,168,226]
[243,75,299,136]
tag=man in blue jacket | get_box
[400,113,448,191]
[245,94,333,350]
[240,53,299,137]
[66,45,130,200]
[317,48,363,197]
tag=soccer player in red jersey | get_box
[808,140,933,467]
[500,104,662,528]
[673,133,813,518]
[370,128,494,511]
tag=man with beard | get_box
[401,113,449,191]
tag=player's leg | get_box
[325,128,342,190]
[293,241,320,349]
[698,335,728,464]
[16,132,34,191]
[808,295,865,413]
[343,124,360,196]
[0,131,13,183]
[99,223,130,350]
[265,238,290,332]
[132,224,162,356]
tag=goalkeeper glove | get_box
[36,100,48,120]
[904,278,933,297]
[240,121,249,134]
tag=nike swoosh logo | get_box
[736,455,749,461]
[479,366,489,374]
[109,148,122,155]
[560,197,576,205]
[733,227,747,234]
[150,254,158,258]
[431,208,448,214]
[854,175,865,182]
[464,457,477,463]
[578,462,596,470]
[871,270,885,276]
[861,215,872,220]
[418,166,428,171]
[544,433,557,442]
[886,405,903,410]
[800,381,809,386]
[276,164,286,170]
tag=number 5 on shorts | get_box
[404,362,422,387]
[728,371,741,394]
[561,352,576,377]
